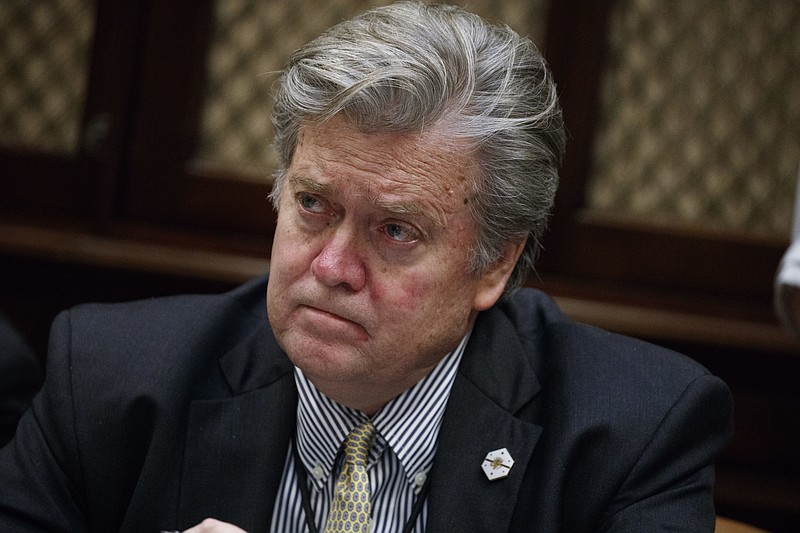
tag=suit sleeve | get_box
[0,310,90,532]
[598,373,733,532]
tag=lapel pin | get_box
[481,447,514,480]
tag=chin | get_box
[282,335,364,376]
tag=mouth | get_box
[304,304,354,322]
[299,304,369,339]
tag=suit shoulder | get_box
[500,288,718,403]
[50,276,269,386]
[68,274,267,327]
[64,275,267,350]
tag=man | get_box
[0,2,732,532]
[775,168,800,335]
[0,313,43,447]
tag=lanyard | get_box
[291,438,432,533]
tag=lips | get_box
[298,303,369,340]
[304,305,356,324]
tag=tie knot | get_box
[343,421,375,466]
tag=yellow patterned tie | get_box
[324,421,376,533]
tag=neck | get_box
[312,368,436,416]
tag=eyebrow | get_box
[288,173,444,227]
[289,174,330,195]
[371,198,427,219]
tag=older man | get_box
[0,2,731,532]
[0,314,42,448]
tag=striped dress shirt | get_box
[270,333,470,533]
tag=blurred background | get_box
[0,0,798,529]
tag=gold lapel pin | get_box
[481,447,515,480]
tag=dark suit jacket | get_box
[0,276,732,532]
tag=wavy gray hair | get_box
[270,0,565,296]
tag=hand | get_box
[182,518,247,533]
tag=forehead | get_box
[288,117,478,216]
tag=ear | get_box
[473,239,526,311]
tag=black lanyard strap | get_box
[292,437,320,533]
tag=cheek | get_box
[371,269,429,313]
[398,276,429,311]
[272,218,316,274]
[381,264,467,317]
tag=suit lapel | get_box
[177,323,298,531]
[426,307,543,532]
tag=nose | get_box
[310,226,367,291]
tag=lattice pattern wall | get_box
[587,0,800,238]
[195,0,547,176]
[0,0,95,154]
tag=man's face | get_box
[266,117,515,413]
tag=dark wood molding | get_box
[0,149,88,217]
[124,0,217,224]
[0,221,269,284]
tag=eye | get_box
[297,192,326,214]
[382,222,418,243]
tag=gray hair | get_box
[270,0,565,296]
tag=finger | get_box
[181,517,247,533]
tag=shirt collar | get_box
[293,331,470,490]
